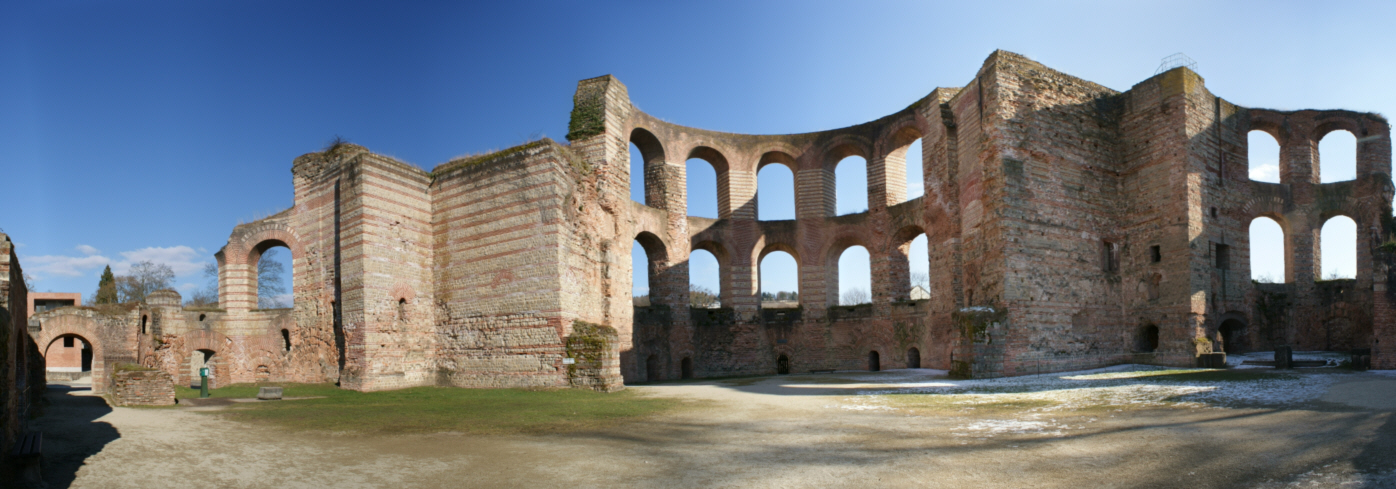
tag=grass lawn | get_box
[177,383,692,435]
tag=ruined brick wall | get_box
[194,50,1392,387]
[110,369,175,406]
[0,232,40,468]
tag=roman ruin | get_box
[13,50,1396,401]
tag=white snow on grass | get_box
[835,364,1341,414]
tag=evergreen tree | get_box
[94,265,118,304]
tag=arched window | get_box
[687,158,719,218]
[397,298,407,321]
[1250,217,1285,282]
[838,246,872,305]
[689,249,721,308]
[1319,130,1357,183]
[629,128,666,208]
[1248,131,1281,183]
[760,250,799,307]
[757,162,796,220]
[1320,216,1357,279]
[835,155,868,215]
[141,315,148,335]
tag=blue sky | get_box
[3,2,1391,302]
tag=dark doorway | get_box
[645,354,659,382]
[1218,319,1245,353]
[80,344,92,372]
[868,351,880,371]
[680,357,693,379]
[1141,325,1160,353]
[776,354,790,375]
[907,347,921,369]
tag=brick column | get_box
[220,263,256,311]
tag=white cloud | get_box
[1250,164,1279,182]
[26,254,111,277]
[178,282,199,292]
[25,244,210,281]
[14,242,25,249]
[113,246,206,276]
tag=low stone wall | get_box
[111,369,176,406]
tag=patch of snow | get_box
[959,306,996,312]
[954,419,1064,436]
[1370,370,1396,378]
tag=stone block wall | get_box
[110,369,175,406]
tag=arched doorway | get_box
[681,357,693,379]
[776,354,790,375]
[868,351,880,372]
[1218,319,1245,354]
[907,347,921,369]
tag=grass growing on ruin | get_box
[182,383,692,435]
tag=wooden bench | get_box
[11,431,42,483]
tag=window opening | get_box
[1320,216,1357,279]
[838,246,872,305]
[1319,130,1357,183]
[1248,131,1281,183]
[757,163,796,220]
[1215,243,1230,270]
[686,158,719,218]
[1150,245,1161,263]
[631,240,650,307]
[759,251,799,307]
[907,234,929,300]
[1250,217,1285,283]
[689,249,721,308]
[629,142,645,204]
[904,138,924,202]
[281,329,291,351]
[1102,240,1119,273]
[835,155,868,215]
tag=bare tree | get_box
[116,261,175,303]
[910,272,929,290]
[689,284,719,308]
[841,287,870,305]
[258,248,289,309]
[22,273,36,292]
[185,263,220,307]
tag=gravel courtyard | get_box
[29,364,1396,489]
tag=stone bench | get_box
[257,387,283,400]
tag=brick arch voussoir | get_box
[875,116,928,158]
[1241,196,1289,230]
[184,329,232,355]
[818,134,874,170]
[38,321,105,362]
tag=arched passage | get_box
[907,347,921,369]
[44,334,92,375]
[891,226,929,301]
[632,232,672,306]
[757,156,797,221]
[1319,130,1357,183]
[1320,216,1357,279]
[252,242,293,309]
[1249,130,1281,183]
[1138,324,1160,353]
[1218,318,1246,353]
[1251,217,1286,282]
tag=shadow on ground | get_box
[29,384,120,488]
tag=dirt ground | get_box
[25,368,1396,489]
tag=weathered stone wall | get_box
[182,50,1391,388]
[110,368,175,406]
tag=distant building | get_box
[910,286,930,300]
[28,292,80,317]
